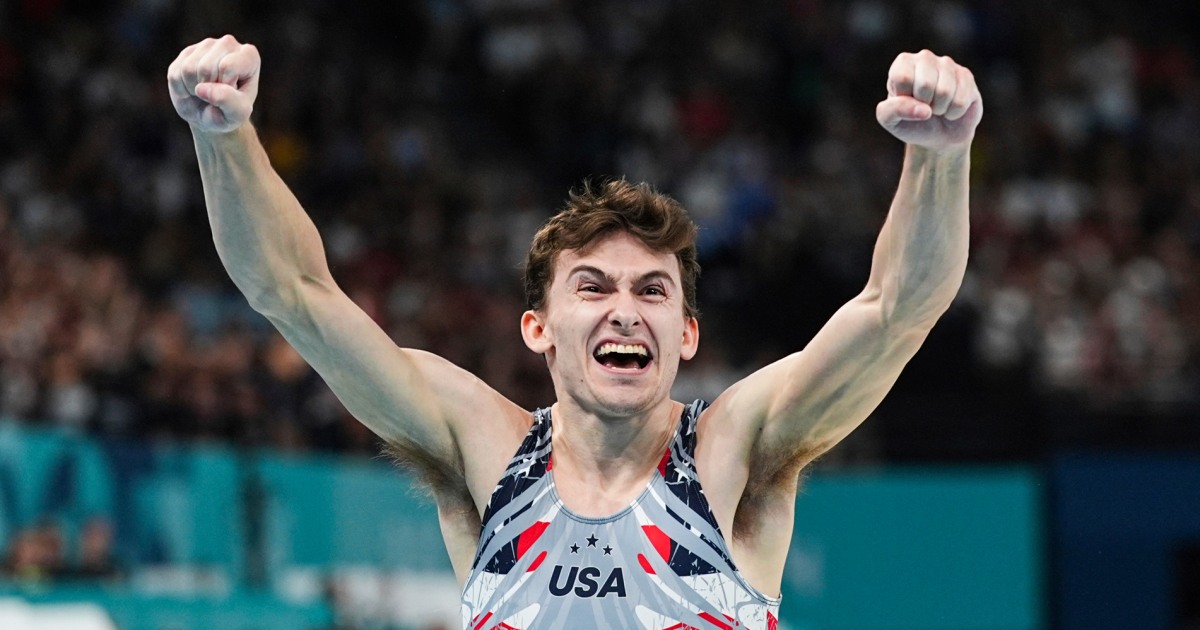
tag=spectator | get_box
[0,0,1196,462]
[70,517,123,582]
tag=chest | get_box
[462,472,781,629]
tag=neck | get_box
[549,398,679,489]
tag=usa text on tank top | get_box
[461,400,781,629]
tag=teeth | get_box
[597,342,648,357]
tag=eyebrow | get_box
[567,265,678,288]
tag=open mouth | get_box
[593,342,653,371]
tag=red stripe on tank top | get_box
[526,550,547,572]
[641,524,671,562]
[516,521,550,559]
[471,611,492,630]
[637,553,655,574]
[698,611,737,629]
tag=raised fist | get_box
[876,50,982,151]
[167,35,260,134]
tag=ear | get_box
[521,310,553,354]
[679,316,699,361]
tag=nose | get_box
[609,291,641,331]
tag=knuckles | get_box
[173,38,259,75]
[894,50,968,73]
[884,49,981,124]
[167,36,259,111]
[890,50,975,95]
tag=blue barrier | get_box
[1052,453,1200,630]
[0,420,1047,629]
[0,420,449,578]
[255,451,449,573]
[782,468,1044,630]
[0,421,245,574]
[1,586,332,630]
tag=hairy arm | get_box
[196,127,482,459]
[705,51,982,482]
[712,145,970,470]
[171,37,522,488]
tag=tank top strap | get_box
[677,399,708,457]
[479,407,552,526]
[659,399,723,533]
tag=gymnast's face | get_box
[521,231,699,417]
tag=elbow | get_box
[877,273,964,335]
[240,274,327,321]
[242,283,292,317]
[223,267,286,315]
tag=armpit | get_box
[382,436,468,498]
[733,442,822,539]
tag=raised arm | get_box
[165,36,524,492]
[706,50,982,475]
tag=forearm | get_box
[193,124,333,315]
[869,144,970,328]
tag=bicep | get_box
[262,278,514,467]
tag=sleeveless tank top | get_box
[461,400,782,629]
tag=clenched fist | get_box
[876,50,982,151]
[167,35,260,134]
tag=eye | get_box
[579,284,602,293]
[642,286,666,297]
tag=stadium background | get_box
[0,0,1198,628]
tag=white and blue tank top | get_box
[461,400,782,629]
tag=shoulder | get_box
[423,389,537,516]
[690,387,812,514]
[691,386,763,460]
[684,393,752,518]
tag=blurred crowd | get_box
[1,0,1198,466]
[1,517,121,584]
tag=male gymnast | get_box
[168,35,981,629]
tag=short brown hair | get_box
[524,178,701,319]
